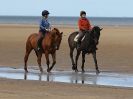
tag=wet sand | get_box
[0,78,133,99]
[0,24,133,98]
[0,67,133,88]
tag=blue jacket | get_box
[39,18,50,32]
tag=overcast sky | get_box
[0,0,132,17]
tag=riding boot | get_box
[37,37,43,51]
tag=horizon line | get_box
[0,15,133,18]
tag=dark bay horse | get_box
[24,28,63,73]
[68,26,102,74]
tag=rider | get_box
[77,11,92,49]
[37,10,51,51]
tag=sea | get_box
[0,16,133,26]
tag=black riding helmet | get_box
[42,10,50,16]
[80,11,86,16]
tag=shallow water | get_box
[0,67,133,88]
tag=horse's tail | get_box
[68,33,71,47]
[26,34,32,46]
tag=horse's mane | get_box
[52,28,60,35]
[91,26,100,32]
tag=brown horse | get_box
[24,28,63,73]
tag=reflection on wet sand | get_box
[24,72,55,82]
[24,71,99,85]
[0,67,133,88]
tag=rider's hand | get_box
[45,28,51,32]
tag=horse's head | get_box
[52,28,63,50]
[91,26,103,45]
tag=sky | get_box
[0,0,132,17]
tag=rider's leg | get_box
[77,30,85,49]
[37,30,46,51]
[37,32,43,51]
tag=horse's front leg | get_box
[75,51,81,72]
[45,51,50,72]
[49,52,56,72]
[37,53,43,73]
[81,51,86,72]
[92,51,100,74]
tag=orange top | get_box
[78,18,91,30]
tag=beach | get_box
[0,24,133,72]
[0,24,133,98]
[0,78,133,99]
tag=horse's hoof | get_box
[82,70,85,73]
[47,69,51,73]
[72,67,75,70]
[72,64,76,70]
[40,68,43,73]
[24,68,28,73]
[72,66,76,70]
[96,70,100,75]
[40,70,43,73]
[75,69,78,72]
[25,70,28,73]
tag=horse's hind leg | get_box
[48,52,56,72]
[37,53,43,73]
[24,46,32,72]
[70,48,76,70]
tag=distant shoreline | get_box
[0,24,133,28]
[0,16,133,26]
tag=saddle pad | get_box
[74,34,85,42]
